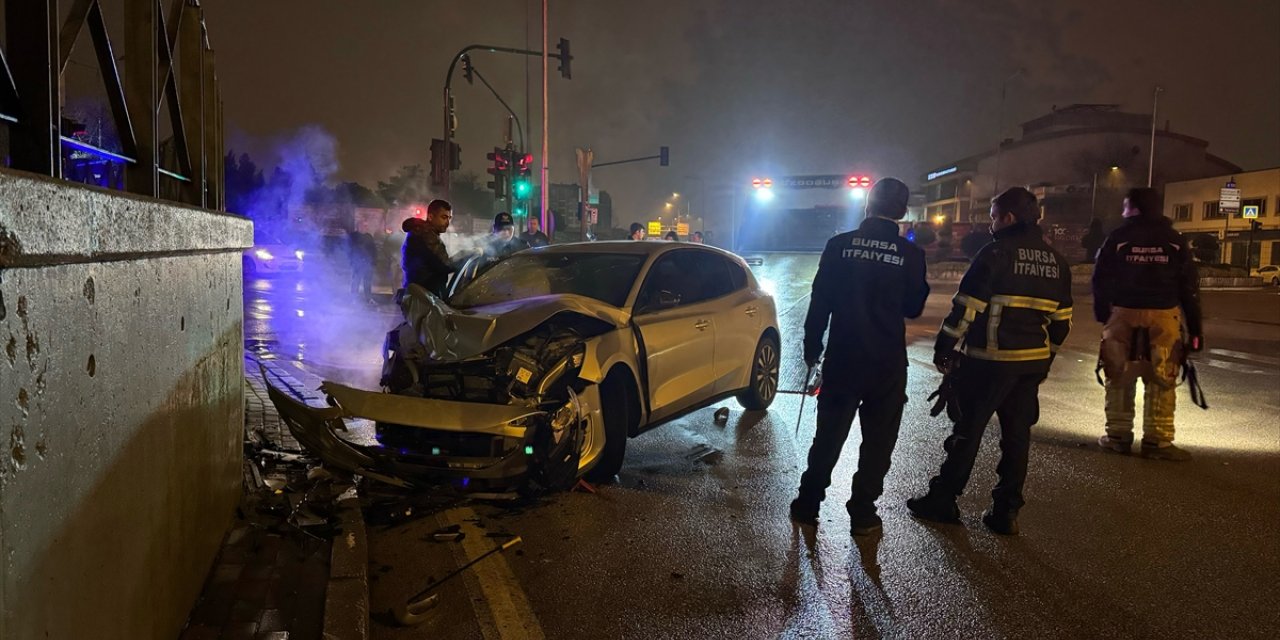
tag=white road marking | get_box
[443,507,545,640]
[1206,348,1280,368]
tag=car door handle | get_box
[745,306,758,316]
[694,320,710,331]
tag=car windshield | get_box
[450,252,646,309]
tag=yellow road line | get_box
[443,507,545,640]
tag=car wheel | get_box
[737,333,780,411]
[584,375,630,483]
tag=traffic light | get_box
[486,147,509,199]
[1250,220,1263,232]
[659,146,669,167]
[461,54,475,85]
[556,38,572,79]
[512,153,533,198]
[430,139,446,186]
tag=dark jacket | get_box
[935,223,1073,374]
[401,228,455,297]
[487,235,530,259]
[1091,214,1202,336]
[521,230,550,248]
[804,217,930,392]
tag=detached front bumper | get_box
[262,374,604,489]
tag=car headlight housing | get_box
[254,249,274,260]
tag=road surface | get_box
[245,253,1280,639]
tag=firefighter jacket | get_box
[402,228,456,298]
[1091,214,1203,337]
[935,222,1073,374]
[804,216,930,393]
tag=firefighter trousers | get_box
[928,361,1045,514]
[1099,307,1182,446]
[796,369,907,516]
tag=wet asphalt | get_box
[246,254,1280,639]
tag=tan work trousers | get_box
[1099,307,1183,445]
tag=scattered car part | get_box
[393,536,524,626]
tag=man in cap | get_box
[486,211,530,260]
[791,177,930,536]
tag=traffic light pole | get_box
[439,42,571,198]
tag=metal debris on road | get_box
[713,407,730,424]
[392,536,524,627]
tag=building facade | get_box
[1165,167,1280,267]
[921,104,1240,262]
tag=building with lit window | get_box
[920,104,1240,262]
[1165,167,1280,267]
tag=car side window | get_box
[724,257,748,291]
[636,251,730,312]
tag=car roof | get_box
[528,240,744,261]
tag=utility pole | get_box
[993,68,1024,195]
[1147,85,1163,188]
[540,0,550,238]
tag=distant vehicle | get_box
[265,241,781,493]
[737,174,876,252]
[1251,264,1280,286]
[244,238,304,275]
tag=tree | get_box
[376,164,432,206]
[1081,218,1106,263]
[960,227,993,259]
[1190,233,1220,263]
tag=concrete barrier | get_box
[0,169,252,640]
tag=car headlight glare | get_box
[255,249,274,260]
[294,250,305,260]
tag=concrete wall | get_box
[0,169,252,639]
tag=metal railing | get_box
[1,0,223,210]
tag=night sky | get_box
[203,0,1280,229]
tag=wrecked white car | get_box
[268,241,779,492]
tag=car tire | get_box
[584,375,630,483]
[737,333,780,411]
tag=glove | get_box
[1188,335,1204,353]
[933,350,955,374]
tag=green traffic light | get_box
[513,179,532,198]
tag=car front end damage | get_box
[263,286,626,492]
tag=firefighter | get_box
[907,187,1073,536]
[790,177,930,536]
[400,199,456,299]
[1093,187,1202,461]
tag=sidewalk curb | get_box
[324,495,369,640]
[248,354,370,640]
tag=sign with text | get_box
[677,223,690,236]
[648,221,662,236]
[1220,186,1241,213]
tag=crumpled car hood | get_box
[402,285,629,361]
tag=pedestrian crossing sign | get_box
[1243,205,1259,219]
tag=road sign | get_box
[677,223,690,236]
[648,221,662,236]
[1243,205,1259,219]
[1220,186,1241,213]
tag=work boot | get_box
[1097,434,1132,455]
[849,512,883,536]
[981,508,1020,536]
[1140,442,1192,461]
[846,502,882,536]
[906,492,961,525]
[789,498,819,526]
